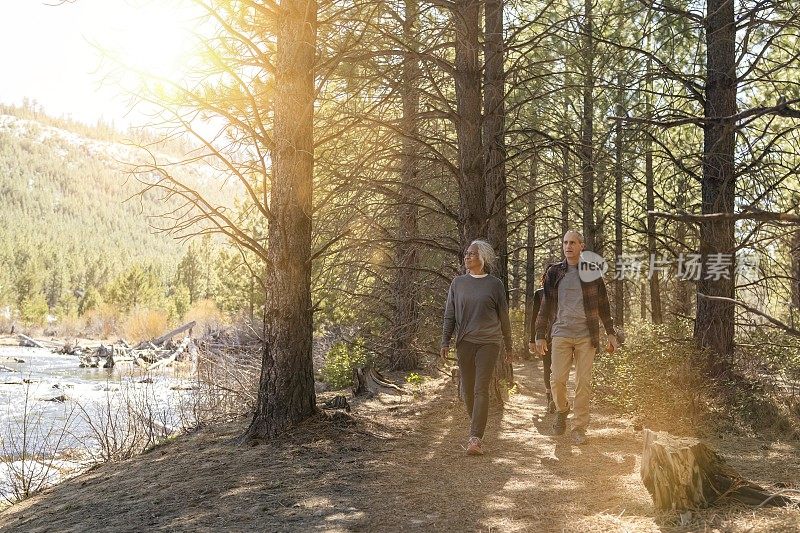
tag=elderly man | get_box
[535,230,619,444]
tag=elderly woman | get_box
[440,239,513,456]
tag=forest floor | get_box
[1,359,799,532]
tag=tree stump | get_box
[641,429,794,510]
[352,366,404,397]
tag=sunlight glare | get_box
[85,0,203,83]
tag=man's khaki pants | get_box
[550,336,596,431]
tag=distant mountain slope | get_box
[0,111,237,310]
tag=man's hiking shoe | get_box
[466,436,484,456]
[546,391,556,413]
[552,411,568,435]
[571,429,587,445]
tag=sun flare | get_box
[86,0,203,83]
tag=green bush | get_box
[593,319,706,434]
[20,293,48,325]
[320,339,368,389]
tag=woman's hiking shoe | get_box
[571,429,587,445]
[466,436,484,456]
[552,411,568,435]
[546,391,556,413]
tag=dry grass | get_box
[82,303,120,339]
[183,299,226,336]
[118,307,170,343]
[0,360,797,532]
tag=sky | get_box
[2,0,204,128]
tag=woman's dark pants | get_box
[456,340,499,438]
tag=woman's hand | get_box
[505,349,514,363]
[528,341,536,356]
[440,346,449,361]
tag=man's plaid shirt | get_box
[534,259,615,349]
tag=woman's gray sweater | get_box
[441,274,513,351]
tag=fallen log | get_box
[146,336,192,371]
[133,321,196,350]
[641,429,795,510]
[352,366,405,396]
[18,334,46,348]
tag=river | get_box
[0,345,195,503]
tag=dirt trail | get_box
[1,360,798,532]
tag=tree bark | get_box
[453,0,486,246]
[674,176,693,318]
[511,246,521,308]
[579,0,596,251]
[694,0,736,375]
[390,0,421,370]
[645,112,662,323]
[792,222,800,310]
[483,0,512,399]
[613,90,625,328]
[244,0,318,440]
[524,155,539,346]
[484,0,508,289]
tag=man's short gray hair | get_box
[564,230,585,244]
[470,239,496,273]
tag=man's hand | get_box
[440,346,449,361]
[607,334,620,353]
[528,341,536,355]
[505,349,514,363]
[536,338,548,356]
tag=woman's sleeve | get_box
[496,282,513,352]
[441,281,456,348]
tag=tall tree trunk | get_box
[524,155,539,347]
[245,0,317,439]
[579,0,596,251]
[645,59,663,323]
[390,0,420,370]
[640,278,648,320]
[511,246,521,308]
[561,59,571,238]
[453,0,486,246]
[792,226,800,310]
[484,0,508,288]
[674,175,692,318]
[561,146,570,237]
[694,0,736,375]
[613,90,625,328]
[483,0,512,396]
[646,145,662,323]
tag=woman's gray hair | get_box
[469,239,496,273]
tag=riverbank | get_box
[1,360,798,532]
[0,334,114,350]
[0,344,197,505]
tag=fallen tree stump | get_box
[352,366,404,396]
[322,395,351,412]
[641,429,795,510]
